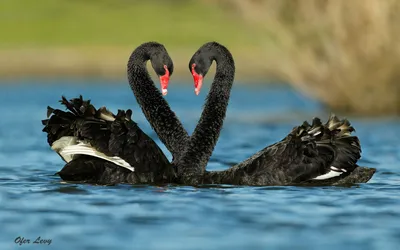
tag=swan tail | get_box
[59,95,118,122]
[320,114,361,172]
[43,96,143,170]
[292,114,361,180]
[42,96,119,145]
[59,95,96,117]
[42,107,77,146]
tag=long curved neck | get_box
[178,46,235,182]
[127,46,189,162]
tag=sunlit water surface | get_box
[0,80,399,250]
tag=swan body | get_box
[43,41,376,186]
[203,114,375,186]
[43,96,176,184]
[42,42,187,185]
[182,42,376,186]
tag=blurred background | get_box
[1,1,400,249]
[1,0,398,115]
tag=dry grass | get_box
[205,0,400,115]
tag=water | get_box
[0,80,399,250]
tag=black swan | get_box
[181,41,376,186]
[42,42,189,185]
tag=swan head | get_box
[189,43,217,95]
[149,45,174,96]
[189,58,210,96]
[153,62,173,96]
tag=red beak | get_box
[159,66,170,96]
[191,64,203,95]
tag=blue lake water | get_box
[0,80,399,250]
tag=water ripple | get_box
[0,83,399,250]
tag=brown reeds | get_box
[206,0,400,115]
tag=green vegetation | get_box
[1,0,398,115]
[0,0,266,79]
[0,0,252,48]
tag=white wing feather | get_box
[312,166,344,180]
[51,136,134,172]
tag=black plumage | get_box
[202,114,375,185]
[180,42,375,186]
[43,41,376,186]
[42,42,188,185]
[43,96,176,185]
